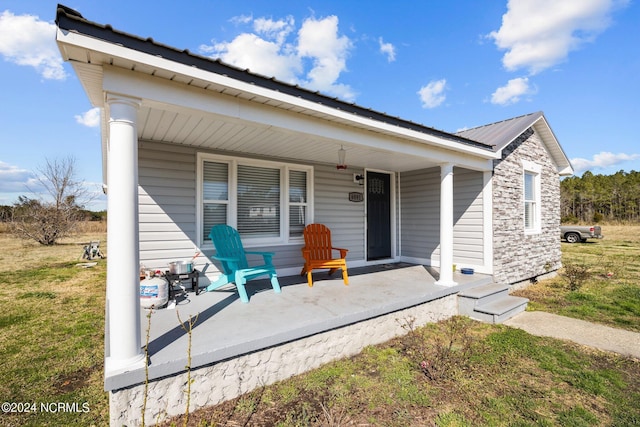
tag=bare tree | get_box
[7,157,95,245]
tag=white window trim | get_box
[522,160,541,235]
[196,153,314,248]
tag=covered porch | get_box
[99,87,497,380]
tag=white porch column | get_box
[436,163,457,286]
[104,94,145,374]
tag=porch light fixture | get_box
[336,145,347,170]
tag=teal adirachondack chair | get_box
[206,225,281,303]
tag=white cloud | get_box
[0,161,39,193]
[75,108,101,128]
[571,151,640,174]
[0,10,67,80]
[201,33,301,83]
[417,79,447,109]
[489,0,629,74]
[230,14,253,25]
[199,14,355,101]
[253,16,295,45]
[298,16,354,99]
[490,77,535,105]
[378,37,396,62]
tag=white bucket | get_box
[140,277,169,309]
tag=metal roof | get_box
[456,111,574,175]
[456,112,544,152]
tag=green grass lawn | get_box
[0,230,108,427]
[513,225,640,332]
[1,224,639,426]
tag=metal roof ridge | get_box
[55,4,493,151]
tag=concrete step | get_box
[458,283,509,304]
[458,283,509,316]
[458,283,529,324]
[473,296,529,324]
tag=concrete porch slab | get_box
[105,263,491,390]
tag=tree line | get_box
[561,170,640,223]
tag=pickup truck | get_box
[560,225,604,243]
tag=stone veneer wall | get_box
[492,127,562,284]
[110,295,457,426]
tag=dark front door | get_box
[367,171,392,260]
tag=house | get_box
[55,4,573,425]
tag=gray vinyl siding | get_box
[453,168,484,266]
[399,167,484,267]
[138,142,198,268]
[137,141,366,273]
[138,141,485,274]
[399,168,440,261]
[314,164,366,261]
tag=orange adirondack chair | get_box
[300,224,349,287]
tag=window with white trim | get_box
[198,154,313,246]
[522,160,541,234]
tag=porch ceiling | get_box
[136,103,442,172]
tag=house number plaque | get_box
[349,192,364,202]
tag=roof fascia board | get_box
[57,27,497,160]
[532,116,574,175]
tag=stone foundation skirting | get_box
[110,294,457,426]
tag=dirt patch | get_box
[56,366,97,394]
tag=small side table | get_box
[164,269,200,301]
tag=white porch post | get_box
[436,163,457,286]
[104,94,145,374]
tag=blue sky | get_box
[1,0,638,210]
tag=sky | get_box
[1,0,639,211]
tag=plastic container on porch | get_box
[140,276,169,309]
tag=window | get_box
[522,160,541,234]
[237,164,280,239]
[198,154,313,246]
[203,162,229,233]
[524,172,536,228]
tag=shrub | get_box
[399,316,477,381]
[562,262,590,291]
